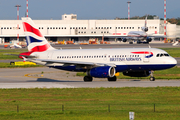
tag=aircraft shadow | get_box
[27,78,82,82]
[130,80,141,81]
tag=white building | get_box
[0,14,178,43]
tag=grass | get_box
[0,87,179,119]
[161,48,180,57]
[0,49,27,59]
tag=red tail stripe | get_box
[131,51,153,55]
[30,43,50,52]
[23,22,43,37]
[19,52,33,59]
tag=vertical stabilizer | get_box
[22,17,54,52]
[141,15,148,32]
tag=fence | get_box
[0,103,180,113]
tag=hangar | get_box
[0,14,178,44]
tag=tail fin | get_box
[144,15,147,28]
[141,15,148,32]
[22,17,54,52]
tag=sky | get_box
[0,0,179,20]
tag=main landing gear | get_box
[149,71,155,81]
[83,76,117,82]
[108,76,117,82]
[84,76,93,82]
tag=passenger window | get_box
[156,54,159,57]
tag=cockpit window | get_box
[156,53,170,57]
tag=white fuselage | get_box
[30,48,177,72]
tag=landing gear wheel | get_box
[150,77,155,81]
[84,76,93,82]
[108,76,117,82]
[137,40,141,44]
[149,71,155,81]
[129,41,133,44]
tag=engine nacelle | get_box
[141,27,148,32]
[122,38,127,42]
[123,71,150,77]
[146,37,152,42]
[87,66,116,78]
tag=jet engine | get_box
[87,66,116,78]
[146,37,152,42]
[141,27,148,32]
[123,71,150,77]
[122,38,127,42]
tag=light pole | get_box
[26,0,28,17]
[164,0,167,41]
[15,5,21,42]
[127,1,131,20]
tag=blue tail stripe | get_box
[26,36,43,46]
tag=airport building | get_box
[0,14,179,43]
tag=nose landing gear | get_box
[149,71,155,81]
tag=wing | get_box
[27,58,116,68]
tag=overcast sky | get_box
[0,0,179,20]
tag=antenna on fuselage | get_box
[148,45,151,48]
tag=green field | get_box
[0,49,27,59]
[0,48,180,119]
[0,88,179,120]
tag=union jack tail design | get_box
[22,17,54,52]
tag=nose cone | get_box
[169,57,177,65]
[164,57,177,68]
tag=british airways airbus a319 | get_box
[17,17,177,82]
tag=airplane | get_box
[112,16,165,44]
[10,43,22,49]
[16,17,176,82]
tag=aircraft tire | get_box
[108,76,117,82]
[84,76,93,82]
[129,42,133,44]
[137,40,141,44]
[150,77,155,81]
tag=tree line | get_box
[115,15,180,25]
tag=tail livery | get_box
[22,17,54,52]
